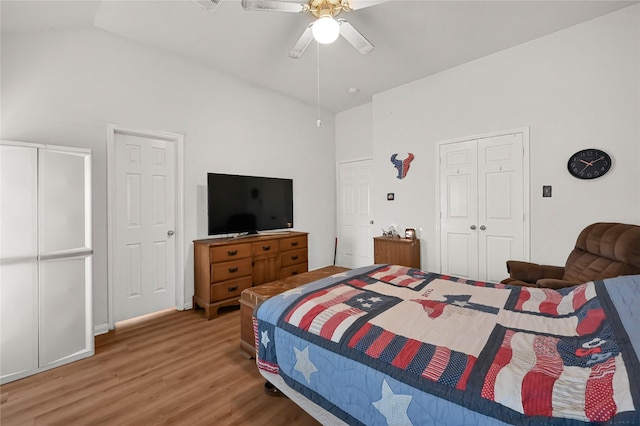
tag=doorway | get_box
[107,125,185,328]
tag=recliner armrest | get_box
[505,261,565,284]
[536,278,582,289]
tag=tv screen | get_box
[207,173,293,235]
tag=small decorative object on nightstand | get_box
[374,236,420,268]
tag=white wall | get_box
[338,5,640,274]
[1,27,337,331]
[335,102,373,162]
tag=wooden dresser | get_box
[193,231,308,319]
[373,236,421,269]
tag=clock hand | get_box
[591,156,604,164]
[579,159,592,166]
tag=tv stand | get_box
[193,231,308,319]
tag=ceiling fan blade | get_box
[194,0,224,13]
[289,23,314,59]
[241,0,305,13]
[342,0,389,11]
[338,19,374,55]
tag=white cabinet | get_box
[0,141,93,384]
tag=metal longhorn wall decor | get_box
[390,153,415,179]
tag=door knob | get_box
[470,225,476,230]
[480,225,486,231]
[370,220,374,224]
[167,230,175,236]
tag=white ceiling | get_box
[2,0,637,113]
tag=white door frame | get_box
[106,124,185,330]
[434,127,530,275]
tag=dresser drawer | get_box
[210,276,252,302]
[280,248,308,267]
[280,235,307,251]
[211,258,252,283]
[252,239,279,256]
[210,243,251,262]
[279,262,308,279]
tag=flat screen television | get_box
[207,173,293,235]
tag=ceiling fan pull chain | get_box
[316,42,322,127]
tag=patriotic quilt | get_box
[255,265,640,425]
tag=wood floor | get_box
[0,307,320,426]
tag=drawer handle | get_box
[228,285,238,292]
[262,245,271,251]
[227,250,238,256]
[291,242,299,247]
[291,271,298,276]
[228,267,238,273]
[291,255,298,261]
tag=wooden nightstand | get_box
[373,236,421,269]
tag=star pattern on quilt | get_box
[372,379,413,426]
[293,346,318,384]
[282,287,305,298]
[352,295,385,311]
[261,330,271,348]
[331,272,350,278]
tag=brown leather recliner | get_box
[502,222,640,289]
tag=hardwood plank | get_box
[0,308,319,425]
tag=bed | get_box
[253,264,640,425]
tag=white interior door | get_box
[113,132,177,323]
[337,160,374,268]
[477,133,524,282]
[439,141,478,278]
[0,144,39,381]
[439,132,526,282]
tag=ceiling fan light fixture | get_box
[312,16,340,44]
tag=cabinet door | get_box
[39,147,92,255]
[0,262,39,383]
[39,255,93,368]
[252,255,279,286]
[0,144,39,384]
[0,145,38,259]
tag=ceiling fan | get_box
[241,0,386,58]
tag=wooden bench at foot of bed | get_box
[239,265,349,358]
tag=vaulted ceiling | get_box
[2,0,636,112]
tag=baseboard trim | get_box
[94,323,110,336]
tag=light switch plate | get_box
[543,185,552,197]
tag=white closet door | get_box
[439,140,478,279]
[477,134,524,283]
[38,146,93,368]
[0,144,39,383]
[439,133,525,282]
